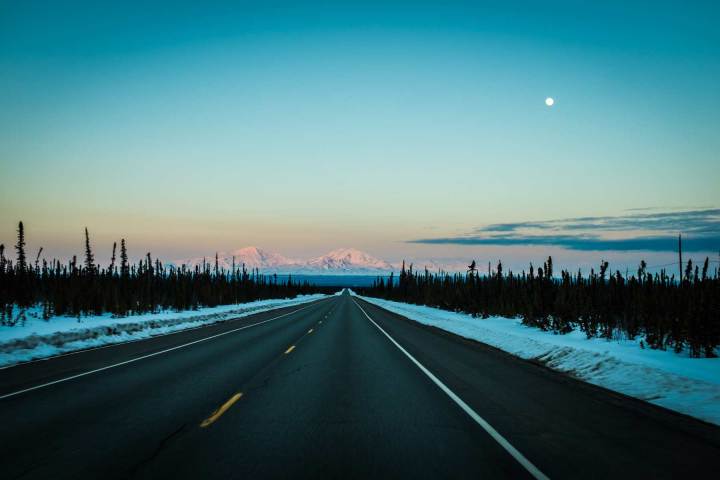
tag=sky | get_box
[1,1,719,272]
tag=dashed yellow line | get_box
[200,392,243,428]
[199,307,334,429]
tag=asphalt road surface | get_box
[1,292,719,479]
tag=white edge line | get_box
[351,298,550,480]
[0,299,330,401]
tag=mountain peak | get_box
[308,248,392,272]
[179,247,393,274]
[181,246,295,270]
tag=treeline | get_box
[360,257,720,358]
[0,222,329,324]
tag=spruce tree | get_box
[599,261,609,282]
[120,239,129,277]
[109,242,117,275]
[15,221,27,272]
[35,247,43,271]
[546,256,553,278]
[84,227,95,274]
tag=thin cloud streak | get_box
[411,209,720,252]
[478,209,720,234]
[410,235,719,252]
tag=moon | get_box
[545,97,555,107]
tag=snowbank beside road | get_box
[0,295,329,368]
[354,293,720,426]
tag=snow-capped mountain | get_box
[306,248,393,273]
[181,247,298,271]
[178,247,393,274]
[228,247,299,269]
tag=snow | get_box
[0,295,330,368]
[306,248,393,272]
[352,292,720,426]
[179,247,394,274]
[182,246,300,270]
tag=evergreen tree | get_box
[120,239,129,277]
[35,247,43,271]
[15,221,27,272]
[109,242,117,275]
[546,256,553,278]
[638,260,647,279]
[84,228,95,274]
[599,260,609,282]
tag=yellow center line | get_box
[284,345,296,355]
[200,392,243,428]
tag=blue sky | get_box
[1,1,718,270]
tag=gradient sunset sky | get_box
[1,1,718,272]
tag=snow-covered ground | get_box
[0,294,331,368]
[353,293,720,426]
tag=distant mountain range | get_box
[179,247,396,275]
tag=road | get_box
[1,291,719,479]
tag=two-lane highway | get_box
[1,292,719,479]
